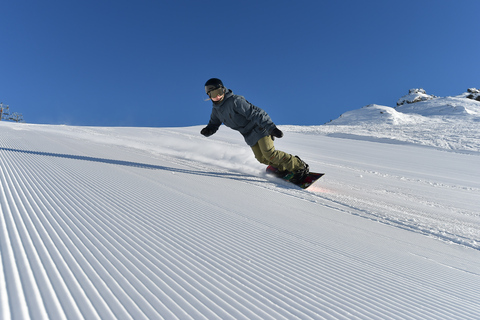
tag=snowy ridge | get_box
[285,89,480,154]
[1,117,480,319]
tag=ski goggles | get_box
[207,87,224,98]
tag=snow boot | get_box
[289,156,309,184]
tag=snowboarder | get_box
[200,78,309,183]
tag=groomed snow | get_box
[1,91,479,319]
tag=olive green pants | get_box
[251,135,302,172]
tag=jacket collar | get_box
[212,88,233,107]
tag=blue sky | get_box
[1,0,479,127]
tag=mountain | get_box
[290,88,480,154]
[0,89,479,319]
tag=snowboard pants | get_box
[251,135,303,172]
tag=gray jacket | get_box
[206,88,276,146]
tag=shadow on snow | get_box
[0,147,269,184]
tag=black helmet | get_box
[204,78,224,94]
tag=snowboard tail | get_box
[266,165,324,189]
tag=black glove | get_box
[270,127,284,140]
[201,127,214,137]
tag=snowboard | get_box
[266,165,324,189]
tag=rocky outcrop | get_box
[396,89,436,106]
[466,88,480,102]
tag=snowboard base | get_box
[266,165,324,189]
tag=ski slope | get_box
[1,90,480,319]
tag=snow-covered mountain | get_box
[1,89,479,319]
[288,88,480,154]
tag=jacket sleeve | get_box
[206,110,222,134]
[234,97,276,133]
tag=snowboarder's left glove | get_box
[270,127,284,140]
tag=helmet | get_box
[204,78,224,94]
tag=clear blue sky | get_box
[1,0,479,127]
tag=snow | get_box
[1,90,480,319]
[303,90,480,154]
